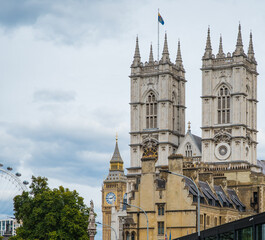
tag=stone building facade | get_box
[129,35,186,170]
[101,24,265,240]
[201,25,258,164]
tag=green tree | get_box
[13,176,90,240]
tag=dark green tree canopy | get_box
[13,176,90,240]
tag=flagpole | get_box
[158,8,159,61]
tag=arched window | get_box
[126,232,130,240]
[146,92,157,129]
[185,143,192,157]
[217,86,230,124]
[131,232,136,240]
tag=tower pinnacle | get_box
[161,32,170,63]
[149,43,154,63]
[203,27,212,59]
[132,36,141,66]
[233,24,245,56]
[175,40,183,68]
[248,31,256,62]
[216,35,225,58]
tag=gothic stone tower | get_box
[129,34,186,170]
[201,25,258,164]
[102,138,127,240]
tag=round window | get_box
[219,145,228,156]
[215,143,231,160]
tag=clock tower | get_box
[102,136,127,240]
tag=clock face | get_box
[106,192,116,205]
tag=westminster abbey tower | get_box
[201,25,258,164]
[129,34,186,170]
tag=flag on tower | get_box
[165,232,168,240]
[158,12,164,25]
[169,231,172,240]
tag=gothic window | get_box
[185,142,192,157]
[146,92,157,129]
[158,222,164,235]
[131,232,136,240]
[217,86,230,124]
[158,205,165,215]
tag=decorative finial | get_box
[188,121,191,132]
[149,43,154,63]
[217,34,225,58]
[175,39,183,68]
[116,132,118,143]
[132,36,141,66]
[161,32,170,63]
[248,31,256,62]
[233,23,245,56]
[203,26,212,59]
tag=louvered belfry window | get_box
[146,92,157,128]
[217,86,230,124]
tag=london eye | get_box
[0,163,28,219]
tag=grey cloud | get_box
[0,0,50,27]
[0,0,134,44]
[33,90,76,103]
[0,118,129,187]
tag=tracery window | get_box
[217,86,230,124]
[185,142,192,157]
[146,92,157,129]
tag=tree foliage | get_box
[13,176,90,240]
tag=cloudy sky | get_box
[0,0,264,239]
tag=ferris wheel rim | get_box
[0,168,28,192]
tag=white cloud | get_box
[0,0,265,238]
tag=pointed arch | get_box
[145,91,158,129]
[142,88,159,101]
[185,142,193,157]
[213,82,232,95]
[217,85,231,124]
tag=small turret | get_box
[149,43,154,63]
[175,40,183,68]
[132,36,141,67]
[161,33,170,63]
[216,35,225,58]
[248,32,256,63]
[233,24,245,57]
[203,27,212,59]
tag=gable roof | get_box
[191,133,202,152]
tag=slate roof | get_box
[185,178,204,197]
[191,133,202,152]
[214,185,233,208]
[257,160,265,174]
[185,179,245,211]
[110,141,123,163]
[227,188,246,212]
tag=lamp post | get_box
[123,202,149,240]
[160,169,200,237]
[96,221,118,240]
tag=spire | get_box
[248,31,256,62]
[161,32,170,63]
[233,23,245,56]
[175,40,183,68]
[203,26,212,59]
[132,36,141,66]
[110,136,123,164]
[149,43,154,63]
[216,35,225,58]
